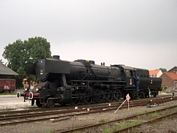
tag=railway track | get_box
[0,96,177,127]
[55,105,177,133]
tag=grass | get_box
[42,130,54,133]
[101,119,141,133]
[99,119,106,123]
[102,128,112,133]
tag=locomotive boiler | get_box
[17,55,162,108]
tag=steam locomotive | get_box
[17,55,162,108]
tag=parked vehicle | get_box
[0,79,16,93]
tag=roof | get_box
[165,72,177,80]
[0,62,18,76]
[149,70,160,75]
[168,66,177,72]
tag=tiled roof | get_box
[168,66,177,72]
[149,70,160,75]
[165,72,177,80]
[0,62,18,75]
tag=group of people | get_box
[22,77,38,89]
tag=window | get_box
[125,70,130,77]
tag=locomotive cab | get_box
[114,65,161,98]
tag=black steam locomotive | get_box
[17,55,162,108]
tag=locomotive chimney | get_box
[53,55,60,60]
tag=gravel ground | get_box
[0,93,177,133]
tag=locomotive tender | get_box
[17,55,162,108]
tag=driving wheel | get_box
[46,98,55,108]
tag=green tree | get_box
[2,37,52,88]
[159,68,167,73]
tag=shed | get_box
[0,62,18,77]
[0,62,18,92]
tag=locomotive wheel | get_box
[70,89,80,106]
[113,89,121,101]
[83,90,92,104]
[153,93,157,97]
[93,90,101,103]
[46,98,55,108]
[104,90,113,102]
[70,97,79,106]
[138,92,145,99]
[151,91,157,97]
[36,99,42,107]
[100,90,105,103]
[145,92,149,98]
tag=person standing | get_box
[134,76,140,92]
[22,76,29,90]
[22,76,29,102]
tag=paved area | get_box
[0,95,31,109]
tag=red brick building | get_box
[160,66,177,90]
[168,66,177,74]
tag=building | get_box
[149,69,163,78]
[160,66,177,90]
[0,62,18,92]
[168,66,177,74]
[0,62,18,77]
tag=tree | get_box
[159,68,167,73]
[2,37,52,88]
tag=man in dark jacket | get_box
[134,76,140,92]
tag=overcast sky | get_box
[1,0,177,70]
